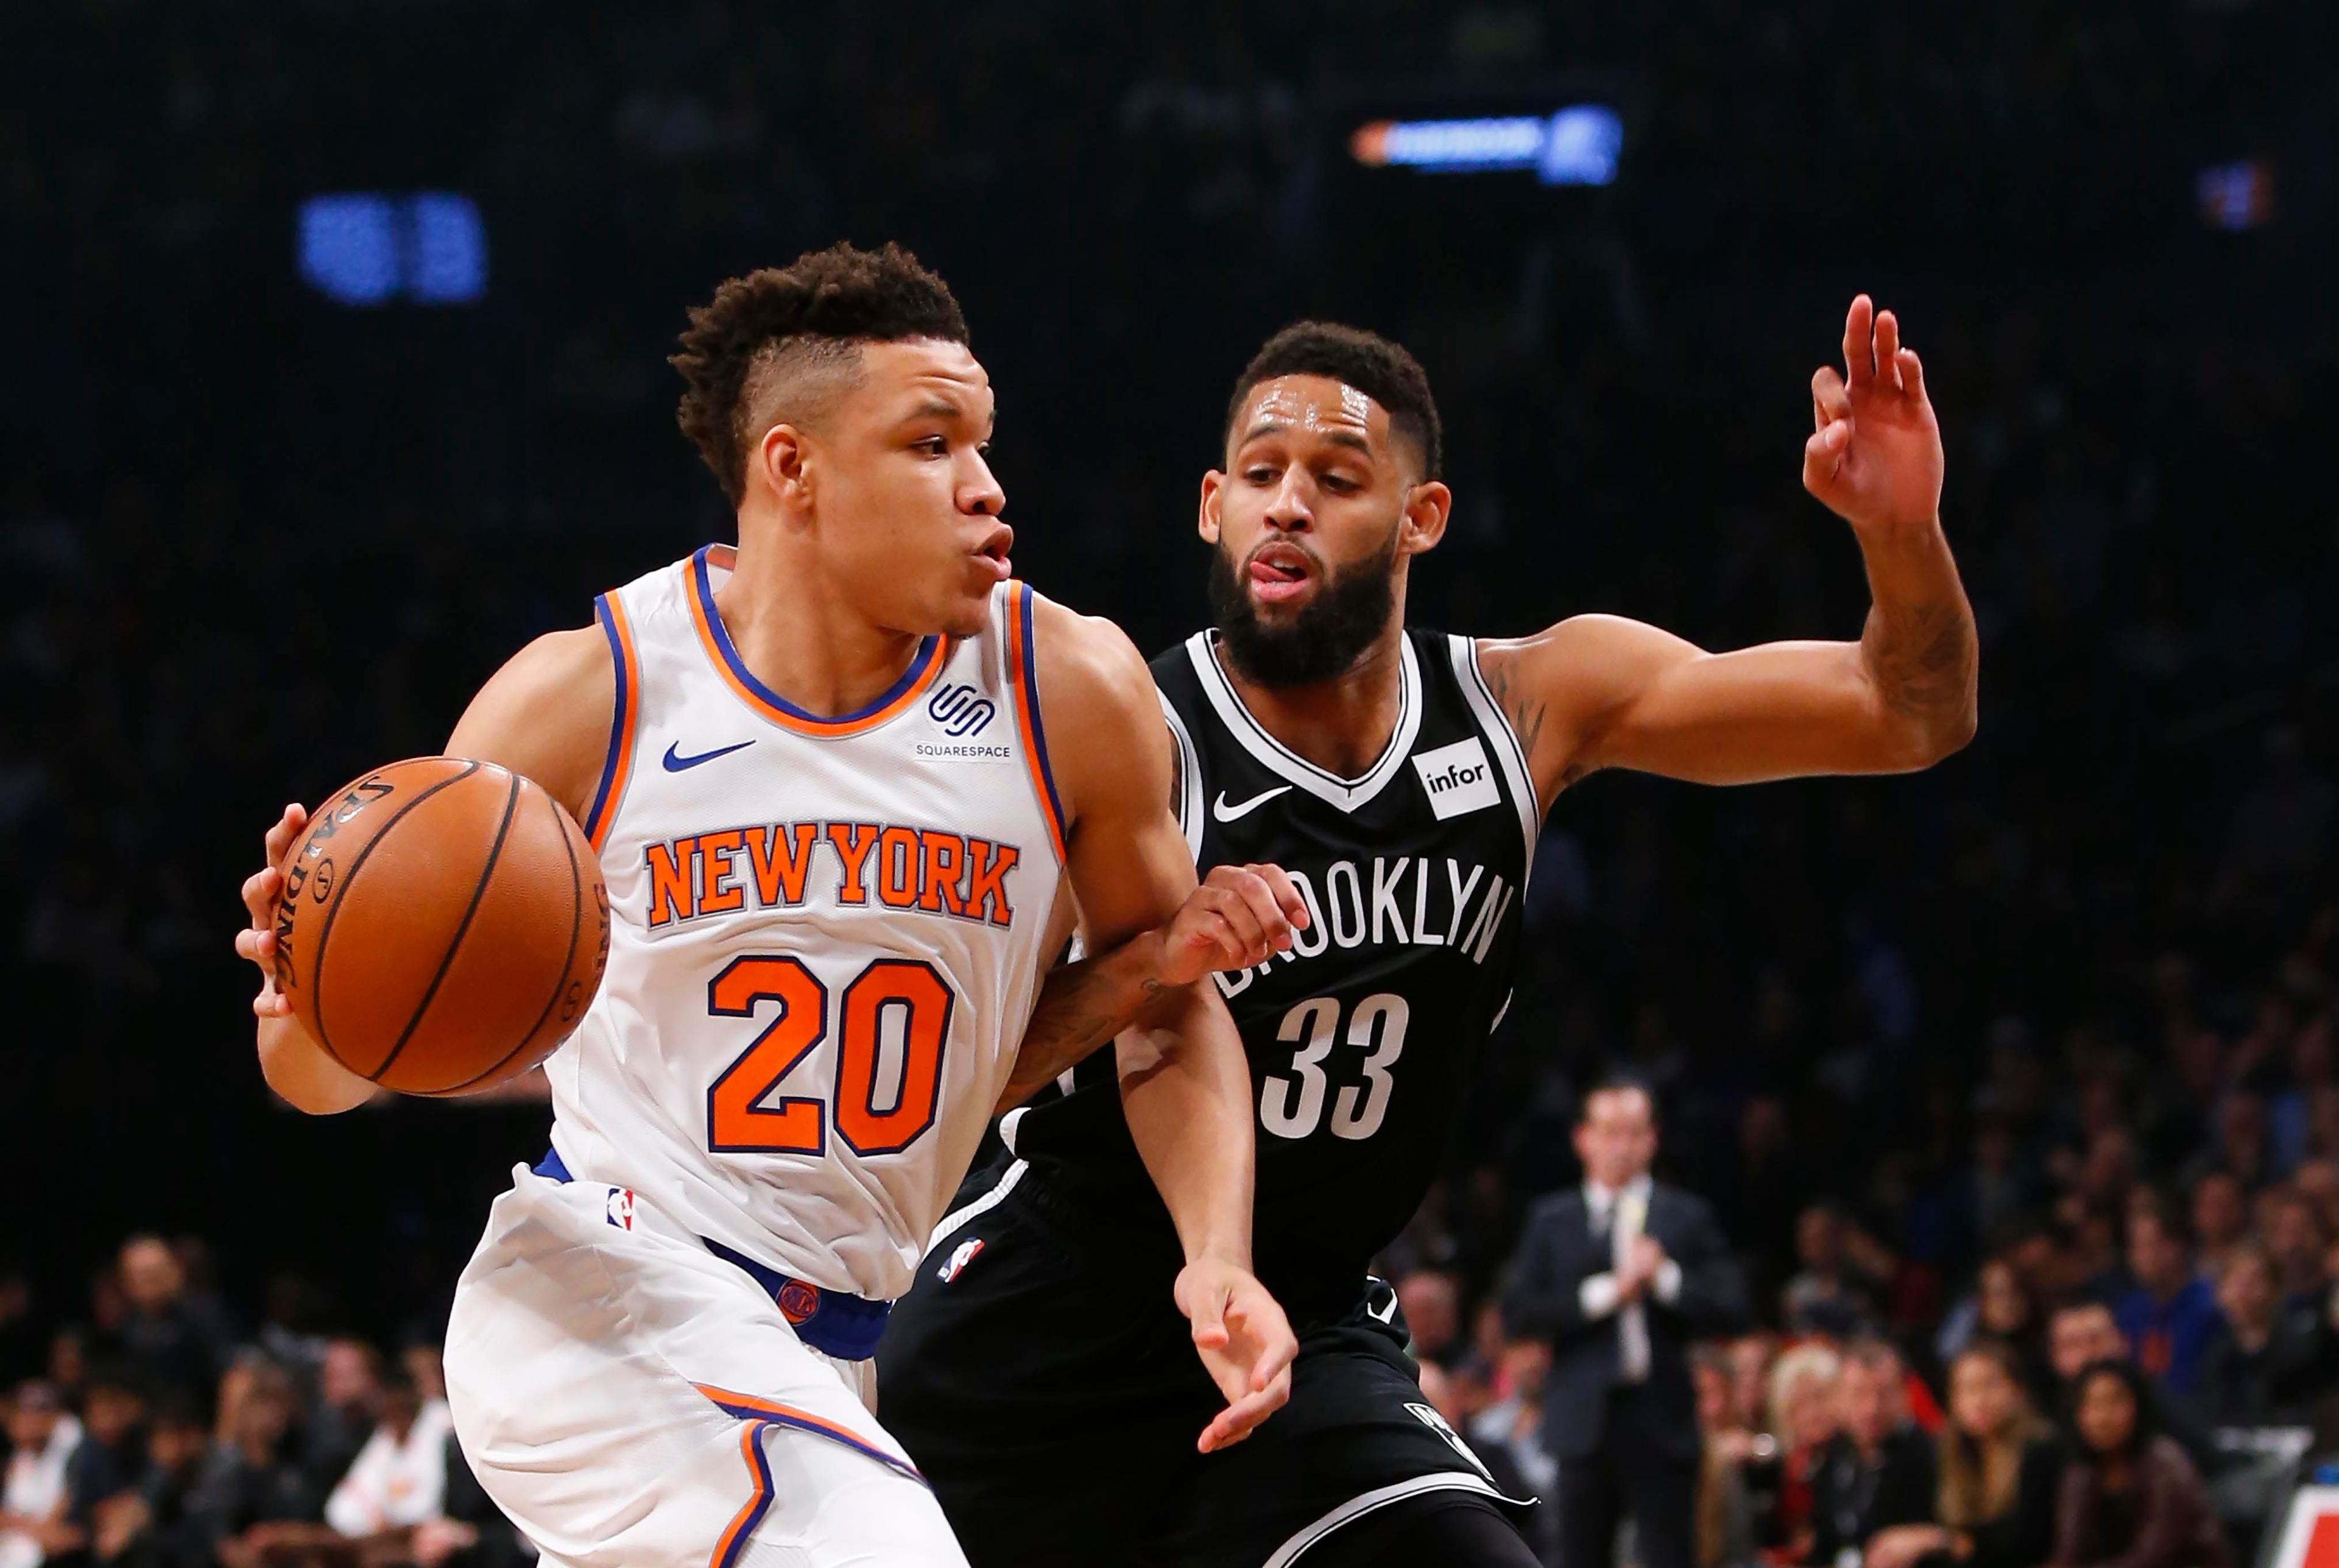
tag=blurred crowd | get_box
[0,1240,518,1568]
[4,1,2338,1566]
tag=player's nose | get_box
[1263,470,1314,531]
[959,449,1006,517]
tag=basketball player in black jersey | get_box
[879,296,1977,1567]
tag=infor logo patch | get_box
[1411,737,1499,820]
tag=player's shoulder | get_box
[1024,586,1155,710]
[446,624,615,821]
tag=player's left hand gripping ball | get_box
[1162,863,1311,985]
[1176,1258,1298,1453]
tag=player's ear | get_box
[758,423,811,511]
[1397,480,1452,559]
[1198,469,1226,546]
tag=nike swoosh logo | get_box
[662,739,755,772]
[1213,785,1293,822]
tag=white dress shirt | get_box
[325,1399,454,1538]
[1576,1175,1681,1382]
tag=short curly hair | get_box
[1223,321,1442,481]
[672,242,968,506]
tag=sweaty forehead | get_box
[1238,374,1385,447]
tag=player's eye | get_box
[1244,465,1276,484]
[916,436,950,457]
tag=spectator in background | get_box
[1,1382,83,1568]
[194,1361,315,1568]
[2192,1243,2311,1427]
[2051,1360,2228,1568]
[2264,1190,2329,1311]
[1506,1082,1748,1568]
[1806,1340,1933,1568]
[2115,1198,2218,1397]
[95,1397,211,1568]
[115,1239,233,1405]
[1864,1341,2061,1568]
[1782,1206,1877,1338]
[2190,1175,2249,1284]
[1397,1269,1466,1372]
[1936,1256,2048,1391]
[1693,1347,1756,1568]
[2048,1299,2127,1392]
[1762,1344,1842,1565]
[63,1366,148,1542]
[299,1339,379,1501]
[322,1368,453,1543]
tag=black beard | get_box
[1207,531,1399,688]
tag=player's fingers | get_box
[1204,1379,1289,1450]
[1810,366,1850,425]
[1802,425,1850,493]
[235,927,275,964]
[1897,347,1925,401]
[1206,893,1269,965]
[263,804,308,865]
[242,867,283,925]
[1842,294,1874,389]
[1187,1289,1230,1351]
[1875,310,1903,390]
[1229,876,1293,952]
[1251,864,1310,930]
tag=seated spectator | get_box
[1807,1340,1934,1567]
[89,1396,213,1568]
[194,1361,317,1568]
[2051,1360,2228,1568]
[63,1366,148,1541]
[1694,1345,1757,1568]
[2114,1198,2218,1397]
[2193,1242,2315,1427]
[322,1369,454,1541]
[1863,1341,2060,1568]
[1936,1257,2048,1395]
[299,1339,379,1502]
[1,1382,83,1568]
[2265,1190,2329,1311]
[1395,1268,1466,1372]
[1761,1344,1842,1564]
[1784,1205,1879,1338]
[115,1238,233,1405]
[2190,1174,2249,1283]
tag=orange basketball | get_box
[270,757,611,1096]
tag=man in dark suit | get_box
[1504,1082,1749,1568]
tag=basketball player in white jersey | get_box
[229,243,1310,1568]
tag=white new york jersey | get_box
[546,543,1070,1302]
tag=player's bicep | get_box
[443,626,614,822]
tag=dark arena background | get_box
[5,3,2338,1567]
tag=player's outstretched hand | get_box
[1176,1257,1297,1454]
[1160,863,1311,988]
[1803,294,1944,534]
[232,803,309,1019]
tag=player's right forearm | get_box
[255,1014,378,1115]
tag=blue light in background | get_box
[297,191,488,306]
[1537,106,1624,186]
[406,192,489,303]
[298,194,400,306]
[1350,106,1622,187]
[2196,160,2271,231]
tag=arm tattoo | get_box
[998,967,1166,1110]
[1481,655,1550,771]
[1863,599,1977,724]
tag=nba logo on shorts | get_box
[938,1238,985,1282]
[604,1187,635,1230]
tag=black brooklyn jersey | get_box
[1014,627,1537,1326]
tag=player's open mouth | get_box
[972,524,1014,582]
[1246,542,1316,604]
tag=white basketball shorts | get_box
[443,1164,967,1568]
